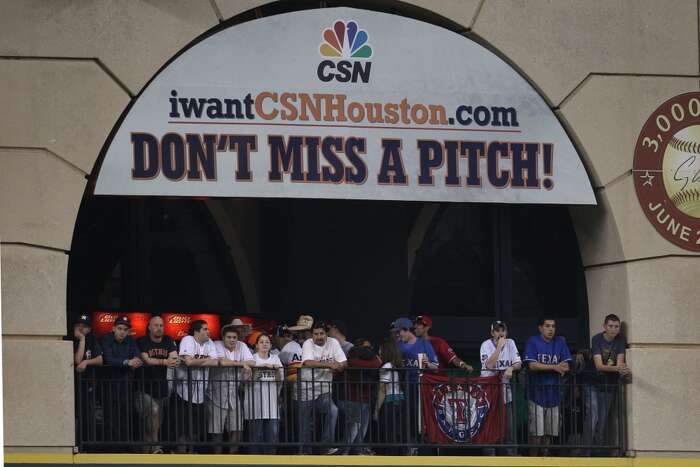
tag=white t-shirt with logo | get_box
[176,335,217,404]
[480,338,521,403]
[379,362,403,397]
[207,340,254,409]
[244,353,284,420]
[298,337,347,401]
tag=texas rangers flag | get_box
[421,374,505,444]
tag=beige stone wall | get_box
[1,0,699,454]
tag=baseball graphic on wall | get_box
[662,125,700,218]
[633,92,700,251]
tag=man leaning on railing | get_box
[207,323,255,454]
[136,315,178,454]
[174,319,218,453]
[100,316,143,449]
[297,321,347,454]
[582,313,631,456]
[523,316,572,456]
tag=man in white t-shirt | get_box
[175,319,218,451]
[297,321,347,454]
[207,324,255,454]
[479,320,522,455]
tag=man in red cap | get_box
[414,315,473,372]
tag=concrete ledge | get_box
[3,453,700,466]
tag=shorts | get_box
[528,401,560,437]
[207,401,244,434]
[133,391,168,420]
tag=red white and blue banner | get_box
[421,373,505,444]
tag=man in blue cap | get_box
[391,317,438,451]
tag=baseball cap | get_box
[114,316,131,328]
[414,315,433,327]
[288,315,314,331]
[490,320,507,331]
[391,317,413,331]
[75,314,90,326]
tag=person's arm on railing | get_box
[220,359,255,367]
[504,340,522,379]
[527,361,569,375]
[183,355,219,367]
[141,350,179,368]
[302,359,346,370]
[593,353,630,375]
[76,355,103,373]
[125,338,143,369]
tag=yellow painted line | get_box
[3,453,699,467]
[633,460,700,467]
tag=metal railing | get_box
[75,365,627,455]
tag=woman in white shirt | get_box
[373,337,406,455]
[243,333,283,454]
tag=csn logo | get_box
[317,20,373,83]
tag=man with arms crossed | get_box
[207,324,255,454]
[583,314,631,456]
[298,321,347,455]
[524,317,572,456]
[480,320,521,455]
[136,315,178,454]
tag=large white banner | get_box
[94,8,595,205]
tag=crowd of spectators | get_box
[73,312,630,456]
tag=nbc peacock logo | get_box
[317,20,373,84]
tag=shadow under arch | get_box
[66,195,249,326]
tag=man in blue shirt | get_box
[100,316,143,447]
[524,316,572,455]
[392,317,438,451]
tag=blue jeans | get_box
[247,419,279,454]
[582,386,615,455]
[340,401,370,454]
[296,392,338,453]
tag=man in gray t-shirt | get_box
[583,314,631,455]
